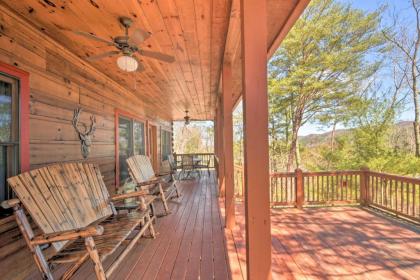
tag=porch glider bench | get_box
[1,163,156,280]
[127,155,180,215]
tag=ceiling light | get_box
[117,55,138,72]
[184,110,191,125]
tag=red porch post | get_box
[222,63,235,229]
[241,0,272,279]
[217,99,226,197]
[214,109,219,163]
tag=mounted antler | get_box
[72,107,96,159]
[72,108,96,136]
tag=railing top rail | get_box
[174,153,215,156]
[367,171,420,184]
[303,170,362,176]
[270,172,295,177]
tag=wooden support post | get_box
[241,0,271,278]
[214,116,218,161]
[218,99,226,197]
[360,167,370,206]
[223,63,235,229]
[295,168,304,209]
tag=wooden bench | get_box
[1,162,156,280]
[126,155,180,215]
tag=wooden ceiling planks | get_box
[0,0,232,120]
[0,0,308,120]
[222,0,311,108]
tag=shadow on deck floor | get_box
[227,202,420,280]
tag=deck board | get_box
[228,203,420,280]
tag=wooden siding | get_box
[0,3,170,193]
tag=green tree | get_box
[269,0,385,171]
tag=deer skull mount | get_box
[72,107,96,159]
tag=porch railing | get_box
[366,171,420,221]
[174,153,215,168]
[232,166,420,223]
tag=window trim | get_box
[161,128,172,161]
[114,109,147,188]
[0,62,30,173]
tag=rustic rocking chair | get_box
[1,163,156,280]
[126,155,180,215]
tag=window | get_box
[118,116,145,184]
[0,74,19,206]
[161,129,172,161]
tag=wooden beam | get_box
[267,0,311,59]
[222,63,235,229]
[241,0,272,278]
[217,98,226,197]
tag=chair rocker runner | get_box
[126,155,180,215]
[1,163,156,280]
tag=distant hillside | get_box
[299,121,414,148]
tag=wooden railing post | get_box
[295,168,304,209]
[360,167,370,206]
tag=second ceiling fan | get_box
[74,16,175,72]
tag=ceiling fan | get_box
[74,17,175,72]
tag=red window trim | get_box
[0,62,30,173]
[114,109,147,188]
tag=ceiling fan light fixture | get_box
[117,55,138,72]
[184,110,191,125]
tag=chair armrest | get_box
[111,189,149,201]
[1,198,21,209]
[31,225,104,245]
[156,171,172,176]
[136,177,163,187]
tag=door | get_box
[118,116,145,184]
[0,74,20,210]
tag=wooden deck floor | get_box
[227,203,420,280]
[24,173,232,280]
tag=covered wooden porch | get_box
[2,0,418,279]
[0,0,309,278]
[5,171,418,280]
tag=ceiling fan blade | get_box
[138,49,175,63]
[129,28,151,45]
[74,31,115,46]
[86,50,120,61]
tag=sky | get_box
[297,0,417,136]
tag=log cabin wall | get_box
[0,4,171,194]
[0,4,172,277]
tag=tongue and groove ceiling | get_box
[0,0,309,120]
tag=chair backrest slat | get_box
[126,155,156,184]
[7,163,113,249]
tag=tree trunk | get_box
[327,122,337,169]
[295,137,301,168]
[286,115,302,171]
[411,0,420,157]
[413,94,420,157]
[330,122,337,152]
